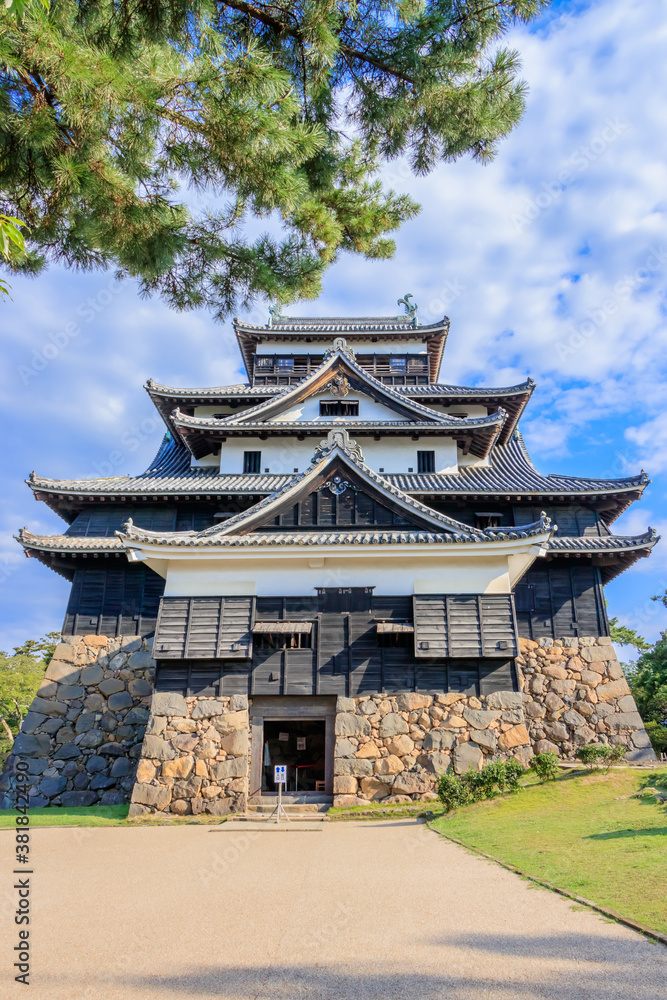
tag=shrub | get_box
[576,744,627,772]
[530,751,560,782]
[645,721,667,755]
[576,745,602,769]
[436,759,525,812]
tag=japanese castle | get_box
[13,302,658,807]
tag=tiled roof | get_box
[547,529,658,552]
[27,434,649,508]
[119,525,551,548]
[16,528,124,552]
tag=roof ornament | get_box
[311,428,364,464]
[267,304,286,328]
[323,336,356,360]
[397,293,418,326]
[317,476,359,496]
[325,374,351,398]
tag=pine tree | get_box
[0,1,550,316]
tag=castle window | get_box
[253,621,313,649]
[276,357,294,370]
[255,356,273,369]
[417,450,435,473]
[320,400,359,417]
[243,451,261,474]
[390,357,407,372]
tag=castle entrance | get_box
[249,696,336,799]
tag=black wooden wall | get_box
[62,564,165,637]
[514,559,608,640]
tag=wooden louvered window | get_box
[417,450,435,473]
[243,451,261,474]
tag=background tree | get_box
[0,632,55,767]
[0,0,550,317]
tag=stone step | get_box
[247,802,331,814]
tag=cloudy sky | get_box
[2,0,666,654]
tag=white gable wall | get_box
[268,389,412,424]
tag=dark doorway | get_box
[261,719,326,793]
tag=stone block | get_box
[377,713,409,738]
[191,699,228,719]
[355,742,380,759]
[550,679,576,695]
[205,797,236,816]
[172,776,203,799]
[336,696,356,713]
[85,755,108,773]
[543,723,569,742]
[501,709,524,724]
[423,751,451,774]
[128,648,155,671]
[36,681,58,699]
[452,742,483,773]
[146,715,166,736]
[53,743,81,760]
[101,790,127,805]
[230,695,248,711]
[39,775,67,797]
[151,692,187,717]
[422,729,456,751]
[21,712,47,734]
[334,758,373,777]
[172,734,199,753]
[59,684,85,701]
[336,713,371,737]
[110,757,133,777]
[395,693,432,712]
[131,782,171,811]
[333,775,358,794]
[128,678,153,697]
[581,646,613,664]
[80,665,104,686]
[98,678,125,696]
[44,660,81,685]
[78,729,105,749]
[485,691,523,710]
[219,730,248,756]
[605,712,644,732]
[142,735,177,760]
[563,709,586,728]
[534,739,559,755]
[162,756,195,779]
[359,776,391,800]
[462,708,502,730]
[626,746,658,762]
[125,706,150,725]
[61,790,98,807]
[90,775,116,790]
[30,696,67,717]
[136,760,157,783]
[335,739,356,758]
[524,701,546,719]
[212,711,248,734]
[607,662,624,680]
[542,664,568,680]
[13,732,52,757]
[386,734,414,756]
[392,772,432,795]
[616,695,638,713]
[596,679,630,702]
[374,754,404,775]
[82,635,108,647]
[630,730,653,749]
[108,691,133,711]
[469,729,497,752]
[498,724,530,749]
[210,757,248,780]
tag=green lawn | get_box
[430,768,667,935]
[0,805,232,828]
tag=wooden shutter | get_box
[153,596,254,660]
[414,594,517,658]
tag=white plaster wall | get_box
[194,403,259,417]
[423,403,489,418]
[216,434,459,475]
[256,339,428,355]
[160,551,514,598]
[269,389,408,424]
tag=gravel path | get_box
[1,819,665,999]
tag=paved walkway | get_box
[1,819,665,999]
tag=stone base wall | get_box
[518,635,656,762]
[333,690,529,807]
[0,635,155,809]
[1,633,656,812]
[128,693,249,817]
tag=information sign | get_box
[274,765,287,785]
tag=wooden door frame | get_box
[249,696,336,798]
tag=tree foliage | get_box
[0,0,550,316]
[0,636,53,767]
[608,616,650,652]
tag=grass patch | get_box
[329,800,433,821]
[0,805,232,828]
[0,805,131,828]
[430,768,667,934]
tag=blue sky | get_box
[2,0,666,654]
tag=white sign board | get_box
[274,765,287,785]
[297,737,306,751]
